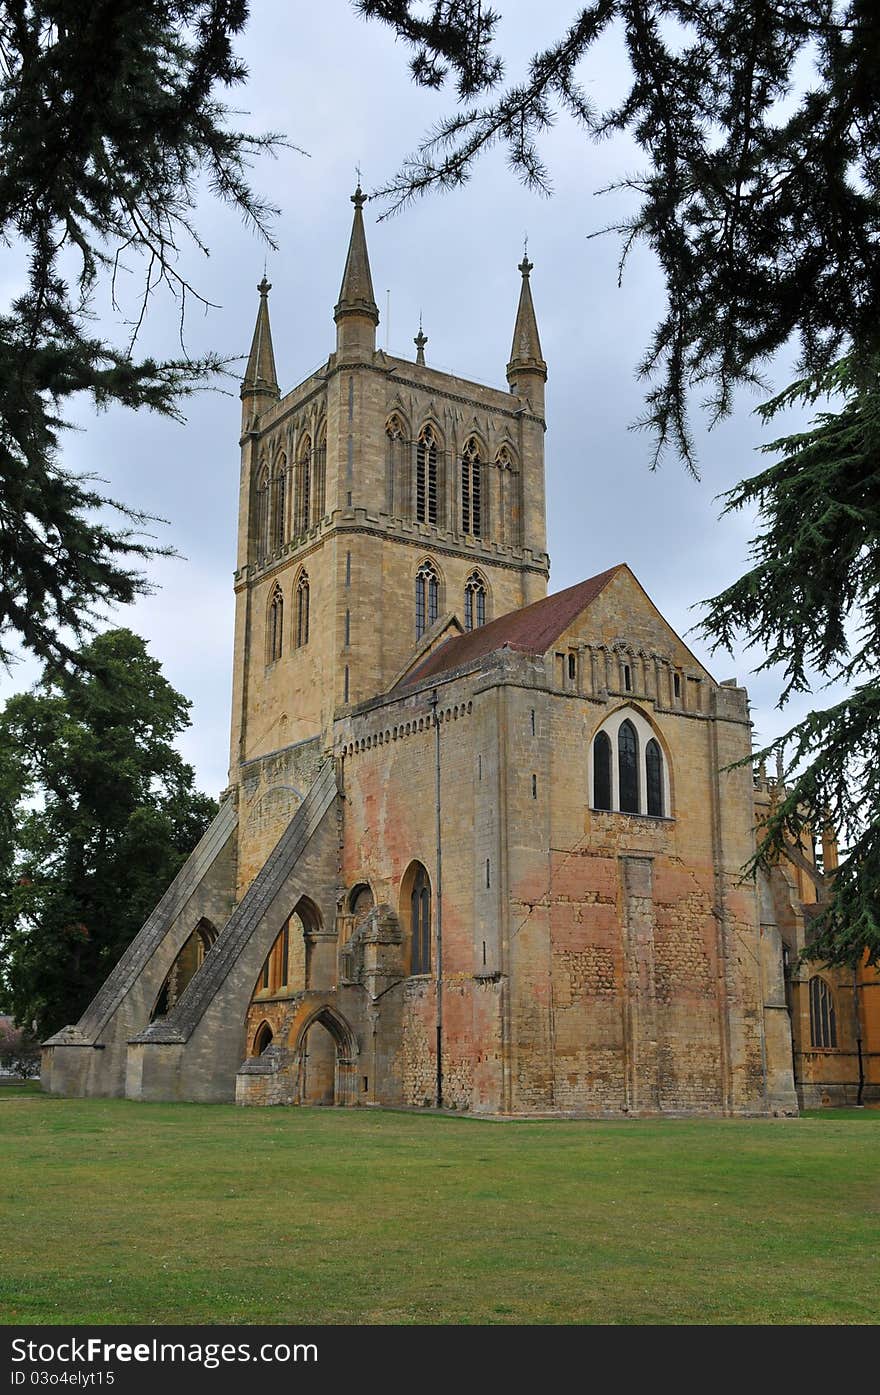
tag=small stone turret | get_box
[334,185,379,358]
[240,276,280,432]
[506,255,547,417]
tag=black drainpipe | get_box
[853,965,865,1106]
[431,688,443,1110]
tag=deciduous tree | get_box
[0,629,218,1037]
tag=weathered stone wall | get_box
[228,336,550,786]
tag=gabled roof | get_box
[394,565,624,691]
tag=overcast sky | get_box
[2,1,833,797]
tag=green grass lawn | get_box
[2,1088,878,1325]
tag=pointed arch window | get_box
[296,434,311,534]
[461,436,483,537]
[409,863,432,975]
[415,561,439,639]
[593,730,612,810]
[809,977,837,1048]
[464,571,487,631]
[268,584,284,663]
[296,569,310,648]
[272,457,286,551]
[646,739,664,817]
[314,425,327,521]
[618,719,639,814]
[255,464,270,560]
[386,413,408,515]
[416,424,438,525]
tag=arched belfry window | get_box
[402,862,431,975]
[590,709,669,818]
[461,436,483,537]
[296,434,311,535]
[386,413,408,515]
[268,584,284,663]
[255,464,270,560]
[416,424,438,525]
[464,571,487,631]
[593,730,612,810]
[314,425,327,521]
[646,739,664,817]
[618,720,639,814]
[415,561,439,639]
[272,456,286,551]
[295,569,310,648]
[809,976,837,1048]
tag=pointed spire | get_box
[241,275,279,401]
[334,185,379,332]
[414,315,427,366]
[507,253,547,386]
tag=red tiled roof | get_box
[394,565,624,690]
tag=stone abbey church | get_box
[43,189,879,1115]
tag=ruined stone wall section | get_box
[236,736,325,896]
[41,798,239,1099]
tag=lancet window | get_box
[268,584,284,663]
[415,561,439,639]
[255,464,269,560]
[295,569,310,648]
[464,571,487,631]
[296,434,311,534]
[591,709,670,818]
[809,977,837,1048]
[386,414,408,515]
[461,436,483,537]
[416,424,438,525]
[272,457,286,551]
[314,425,327,521]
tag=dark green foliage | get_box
[699,360,880,966]
[0,629,218,1037]
[360,1,880,466]
[0,1,280,668]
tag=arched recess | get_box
[267,582,284,663]
[589,705,673,818]
[254,461,270,561]
[313,422,327,521]
[289,1005,359,1106]
[385,411,410,515]
[150,918,218,1021]
[348,882,374,924]
[252,1021,274,1055]
[295,432,312,534]
[400,860,432,975]
[294,567,310,648]
[250,895,322,1000]
[495,442,519,546]
[271,453,287,550]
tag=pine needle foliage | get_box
[361,2,880,965]
[0,628,218,1036]
[0,1,282,669]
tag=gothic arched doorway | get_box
[290,1006,359,1106]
